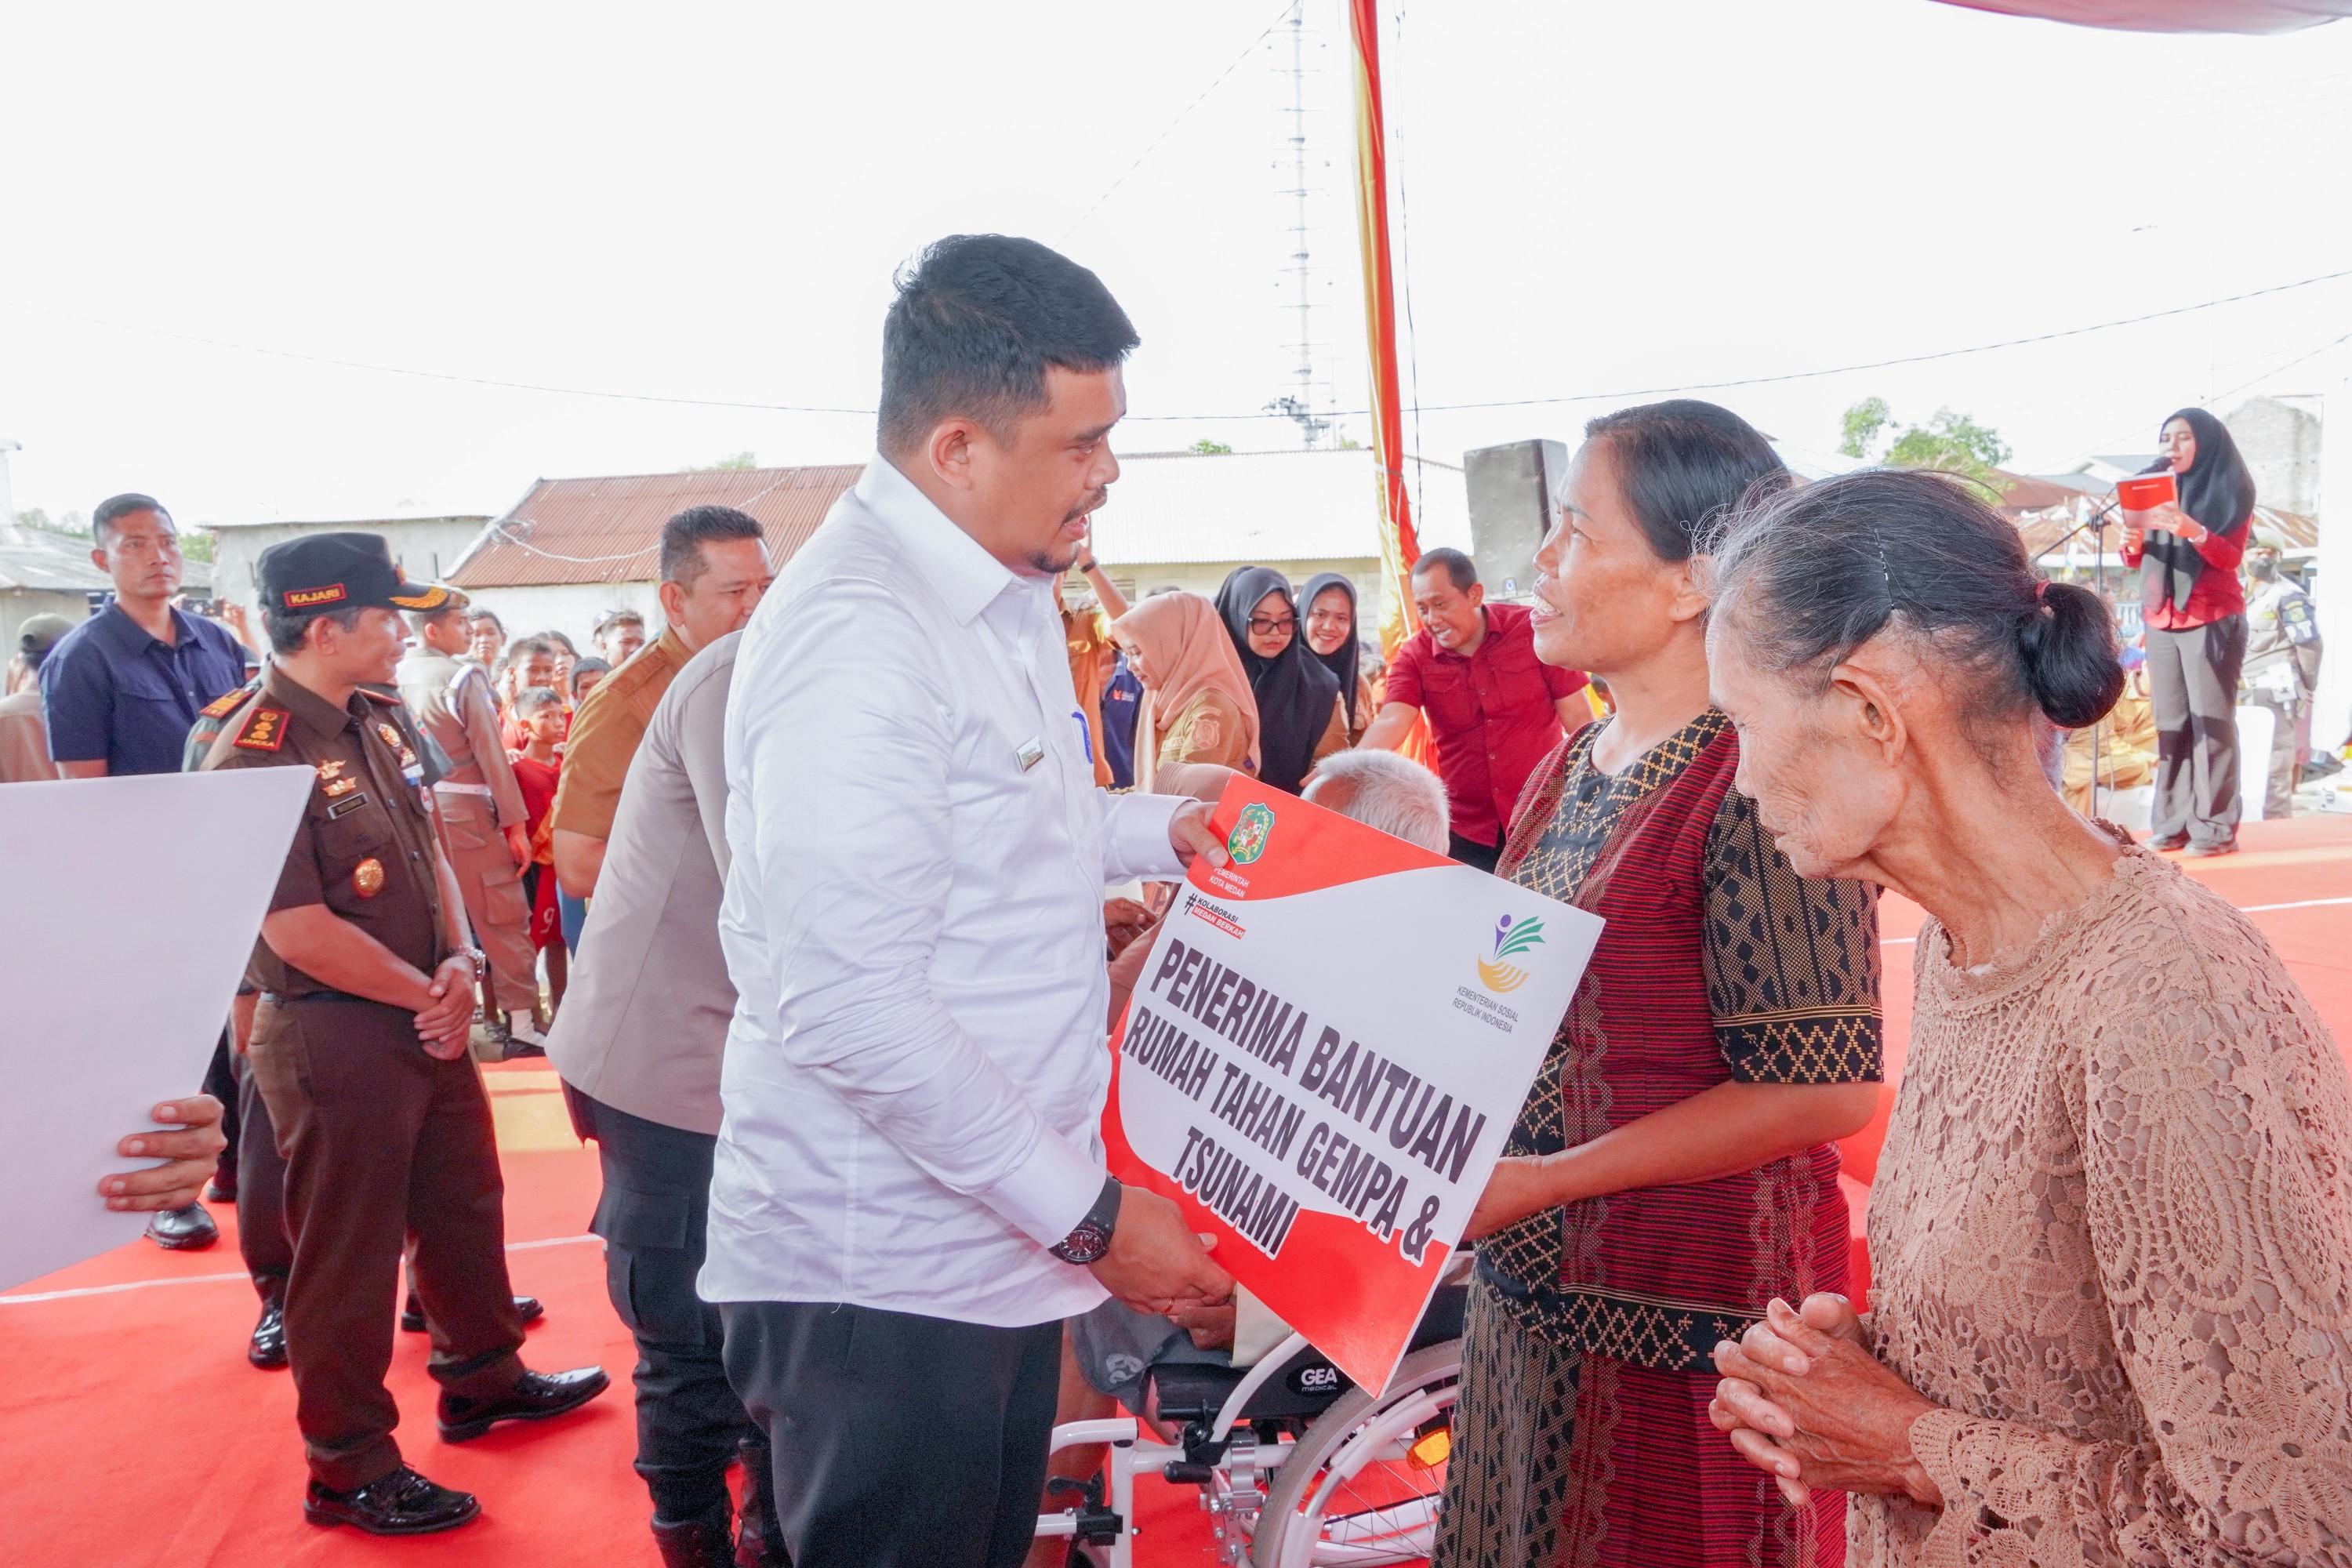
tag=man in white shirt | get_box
[706,234,1233,1568]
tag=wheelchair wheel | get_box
[1246,1341,1460,1568]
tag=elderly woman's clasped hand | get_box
[1708,1294,1944,1510]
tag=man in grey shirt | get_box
[544,631,778,1568]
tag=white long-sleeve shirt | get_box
[701,455,1185,1327]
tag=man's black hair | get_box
[1412,547,1478,593]
[877,234,1139,459]
[263,604,364,655]
[593,608,645,636]
[93,492,172,546]
[659,505,764,587]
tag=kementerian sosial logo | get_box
[1227,801,1276,864]
[1477,913,1545,993]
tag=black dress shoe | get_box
[304,1465,480,1534]
[401,1292,544,1332]
[438,1365,609,1442]
[249,1297,288,1369]
[146,1203,220,1250]
[652,1504,737,1568]
[205,1174,237,1203]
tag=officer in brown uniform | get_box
[394,586,546,1054]
[201,533,607,1536]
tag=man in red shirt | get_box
[1363,548,1588,870]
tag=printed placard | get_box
[1103,776,1601,1392]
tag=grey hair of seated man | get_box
[1304,748,1450,853]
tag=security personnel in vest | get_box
[200,533,608,1535]
[396,586,547,1054]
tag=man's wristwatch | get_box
[1074,555,1098,574]
[1049,1176,1123,1265]
[449,946,486,978]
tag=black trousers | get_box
[232,1049,292,1296]
[202,1029,240,1182]
[1448,831,1502,873]
[720,1300,1062,1568]
[2147,615,2248,846]
[581,1093,764,1523]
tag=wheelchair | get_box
[1035,1277,1465,1568]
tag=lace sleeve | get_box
[1909,901,2352,1566]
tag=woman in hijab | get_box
[1108,590,1260,782]
[1298,572,1379,747]
[1213,566,1345,794]
[2124,407,2257,855]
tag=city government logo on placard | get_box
[1476,913,1545,994]
[1227,801,1276,865]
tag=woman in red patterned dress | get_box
[1436,401,1886,1568]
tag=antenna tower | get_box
[1265,1,1331,448]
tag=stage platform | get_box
[6,815,2347,1567]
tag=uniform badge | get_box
[233,709,289,752]
[352,858,386,898]
[200,689,248,720]
[322,776,359,798]
[316,759,347,782]
[376,722,406,750]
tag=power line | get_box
[0,299,875,416]
[1057,0,1298,244]
[10,265,2349,426]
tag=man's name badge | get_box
[1016,736,1045,772]
[352,858,386,898]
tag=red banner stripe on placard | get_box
[1191,775,1448,906]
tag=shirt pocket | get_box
[1418,659,1479,735]
[315,806,397,887]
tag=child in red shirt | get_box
[507,687,568,1006]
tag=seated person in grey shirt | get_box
[543,630,784,1568]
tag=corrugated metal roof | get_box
[1090,448,1471,565]
[448,451,1477,587]
[452,466,864,588]
[0,526,213,593]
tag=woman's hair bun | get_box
[2017,581,2125,729]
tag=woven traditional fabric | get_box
[1857,847,2352,1566]
[1438,713,1880,1567]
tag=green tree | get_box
[1838,399,2012,495]
[690,452,757,471]
[1188,438,1234,456]
[1838,397,1890,460]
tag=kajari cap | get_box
[255,532,448,617]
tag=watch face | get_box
[1053,1221,1112,1266]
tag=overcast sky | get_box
[3,1,2349,527]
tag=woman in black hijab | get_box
[1214,566,1344,793]
[1298,572,1378,746]
[2125,406,2259,855]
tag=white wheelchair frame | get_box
[1033,1328,1462,1568]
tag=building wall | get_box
[2225,397,2321,517]
[453,580,669,652]
[2,588,96,674]
[209,518,493,616]
[1081,557,1384,622]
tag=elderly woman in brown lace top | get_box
[1701,469,2352,1566]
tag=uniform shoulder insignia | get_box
[200,688,249,720]
[234,706,290,752]
[359,687,402,706]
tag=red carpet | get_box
[6,816,2347,1567]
